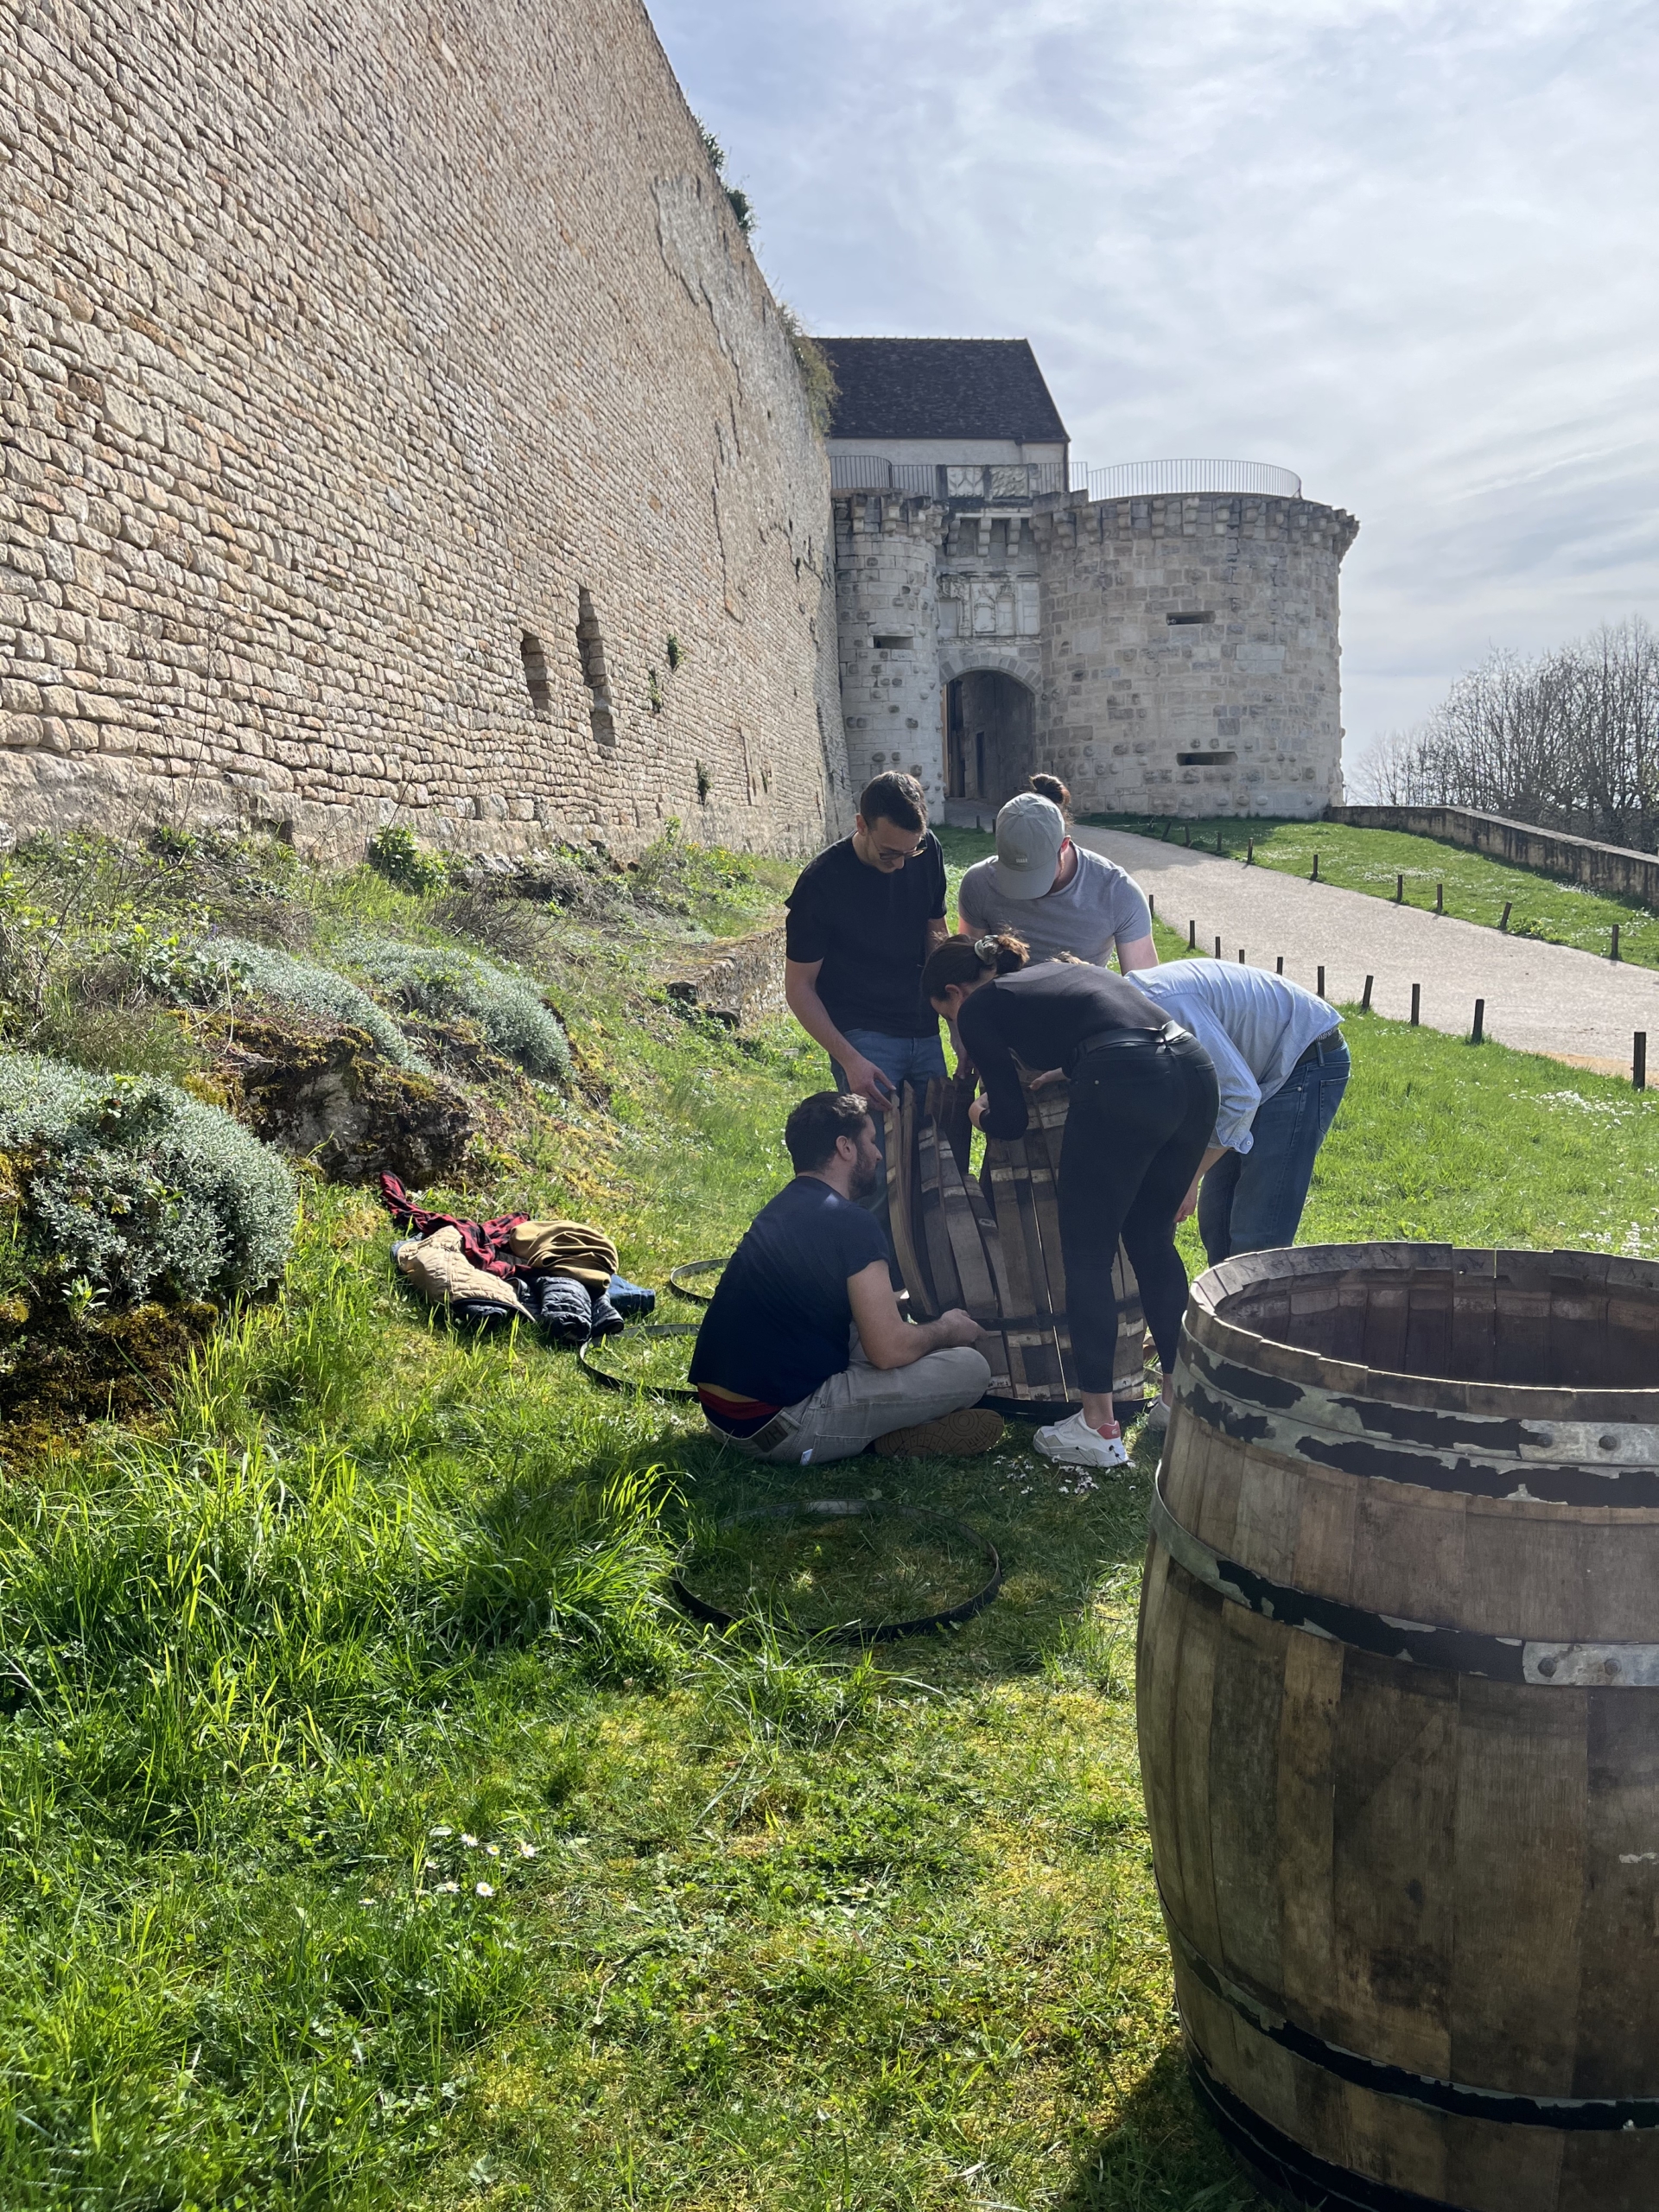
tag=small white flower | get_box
[358,1897,374,1907]
[434,1880,460,1894]
[485,1843,500,1858]
[474,1881,494,1898]
[461,1833,479,1848]
[517,1840,537,1859]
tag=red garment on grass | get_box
[378,1173,527,1280]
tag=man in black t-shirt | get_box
[784,773,950,1217]
[690,1091,998,1465]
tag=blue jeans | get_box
[829,1027,948,1228]
[1198,1034,1350,1265]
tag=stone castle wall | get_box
[1,0,848,859]
[1034,493,1357,817]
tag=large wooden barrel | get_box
[1138,1243,1659,2212]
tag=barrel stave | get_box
[1577,1694,1659,2098]
[1207,1599,1289,1999]
[1166,1571,1227,1969]
[1450,1675,1586,2096]
[1327,1647,1458,2080]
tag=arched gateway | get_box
[945,671,1034,808]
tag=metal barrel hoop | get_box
[576,1321,702,1400]
[671,1497,1002,1643]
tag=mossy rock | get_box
[0,1297,217,1428]
[204,1014,474,1184]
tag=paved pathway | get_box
[1072,826,1659,1072]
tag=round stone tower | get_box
[1033,489,1359,817]
[832,493,946,816]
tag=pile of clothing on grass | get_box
[378,1173,654,1344]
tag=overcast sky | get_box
[651,0,1659,772]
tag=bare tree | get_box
[1348,619,1659,848]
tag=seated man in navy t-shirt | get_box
[690,1091,1001,1465]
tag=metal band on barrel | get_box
[1163,1901,1659,2130]
[1149,1472,1659,1686]
[1177,1332,1659,1508]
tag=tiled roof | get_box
[818,338,1068,444]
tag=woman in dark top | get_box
[924,933,1218,1468]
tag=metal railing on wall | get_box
[829,455,938,493]
[828,457,1068,499]
[1068,459,1302,501]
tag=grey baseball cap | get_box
[993,791,1066,899]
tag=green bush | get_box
[0,1055,296,1307]
[348,938,569,1079]
[136,933,413,1065]
[366,823,452,895]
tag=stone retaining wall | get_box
[1327,805,1659,909]
[665,925,786,1030]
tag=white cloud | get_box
[652,0,1659,757]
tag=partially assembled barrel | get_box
[1138,1244,1659,2212]
[886,1074,1146,1414]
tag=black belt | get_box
[1070,1020,1184,1070]
[1294,1027,1343,1069]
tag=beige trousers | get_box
[715,1332,992,1467]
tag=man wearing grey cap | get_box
[957,790,1156,972]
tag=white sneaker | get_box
[1033,1410,1130,1469]
[1141,1396,1171,1433]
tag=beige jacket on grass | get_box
[395,1225,522,1311]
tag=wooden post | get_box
[1395,872,1404,903]
[1435,881,1444,914]
[1163,820,1173,841]
[1237,947,1246,963]
[1471,998,1484,1045]
[1148,893,1156,921]
[1216,830,1224,855]
[1637,1033,1648,1091]
[1188,918,1196,949]
[1247,838,1255,865]
[1317,965,1325,1000]
[1184,823,1192,847]
[1361,974,1374,1011]
[1214,935,1222,959]
[1611,923,1621,962]
[1275,956,1284,975]
[1311,851,1320,881]
[1411,983,1421,1026]
[1499,900,1511,931]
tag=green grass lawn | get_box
[6,840,1659,2209]
[1081,811,1659,969]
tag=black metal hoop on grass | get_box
[576,1322,701,1402]
[671,1497,1003,1644]
[667,1258,727,1305]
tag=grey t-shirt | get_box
[957,846,1152,966]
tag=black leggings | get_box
[1057,1030,1219,1395]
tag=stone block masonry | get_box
[1034,492,1358,818]
[0,0,849,860]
